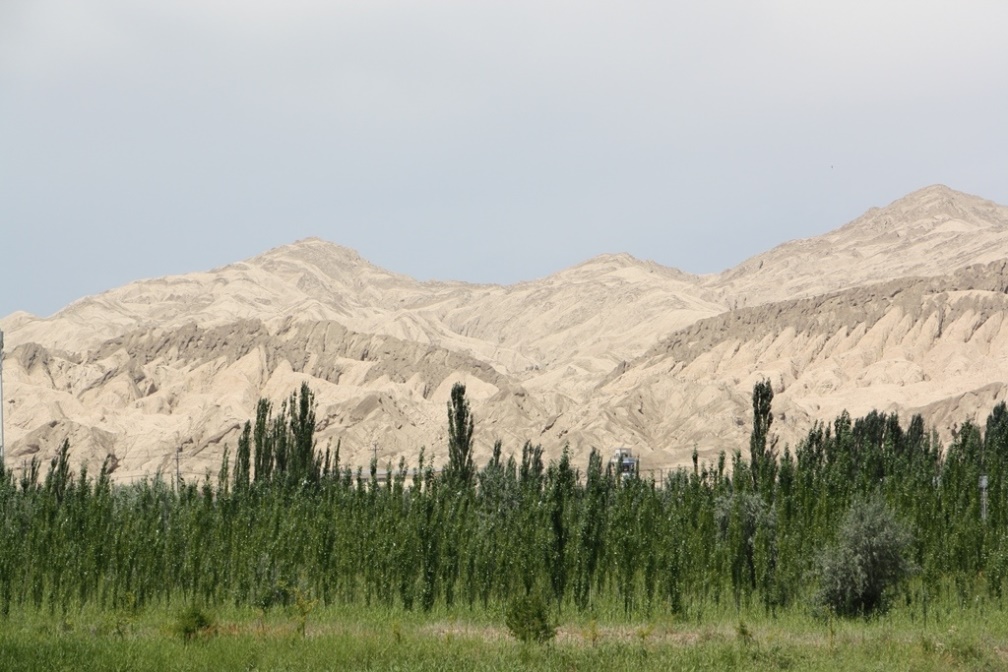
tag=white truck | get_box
[608,448,638,480]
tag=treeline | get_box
[2,381,1008,619]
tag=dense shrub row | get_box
[2,381,1008,619]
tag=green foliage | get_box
[4,605,1008,672]
[445,382,475,489]
[245,383,320,487]
[234,421,251,492]
[816,496,914,617]
[749,378,776,494]
[735,619,754,647]
[253,398,272,482]
[256,582,292,614]
[2,381,1008,628]
[504,592,556,644]
[174,603,215,641]
[291,587,317,637]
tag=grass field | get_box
[1,603,1006,671]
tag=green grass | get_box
[1,604,1007,671]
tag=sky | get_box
[2,1,1007,319]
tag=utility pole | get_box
[980,474,989,523]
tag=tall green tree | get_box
[253,398,273,483]
[750,379,776,493]
[234,421,252,491]
[288,382,319,486]
[445,382,475,489]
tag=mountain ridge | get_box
[708,185,1008,307]
[3,185,1008,480]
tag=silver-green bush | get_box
[816,496,914,617]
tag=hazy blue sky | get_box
[2,1,1007,319]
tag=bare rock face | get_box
[3,185,1008,480]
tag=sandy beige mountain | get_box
[2,185,1007,481]
[586,260,1008,468]
[711,185,1008,306]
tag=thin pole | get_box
[980,474,989,523]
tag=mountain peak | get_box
[583,252,641,266]
[256,237,365,264]
[902,183,961,199]
[867,184,1004,225]
[248,238,414,287]
[711,185,1008,305]
[564,252,661,278]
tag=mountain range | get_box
[3,184,1008,481]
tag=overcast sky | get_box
[2,1,1007,319]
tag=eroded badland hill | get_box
[3,185,1008,480]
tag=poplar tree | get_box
[234,421,252,491]
[253,398,273,484]
[750,379,776,493]
[446,382,475,489]
[289,382,318,485]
